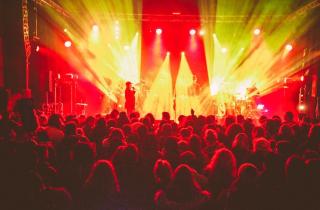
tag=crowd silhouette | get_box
[0,94,319,210]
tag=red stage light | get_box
[64,41,72,48]
[189,29,196,36]
[156,28,162,35]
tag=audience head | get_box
[253,137,271,153]
[308,124,320,144]
[204,128,219,145]
[64,121,77,136]
[284,111,294,123]
[232,133,250,152]
[153,159,173,187]
[237,162,259,184]
[206,148,237,180]
[162,112,171,122]
[48,114,63,129]
[84,160,119,194]
[166,164,201,202]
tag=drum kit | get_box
[212,89,260,118]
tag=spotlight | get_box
[300,76,304,82]
[36,45,40,52]
[123,45,130,51]
[285,44,293,51]
[63,28,68,33]
[221,47,228,54]
[257,104,264,110]
[189,29,196,36]
[156,28,162,35]
[298,104,306,111]
[253,28,261,36]
[199,29,205,36]
[64,41,72,48]
[92,24,99,32]
[210,84,219,96]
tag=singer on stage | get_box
[125,81,135,114]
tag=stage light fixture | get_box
[123,45,130,51]
[199,29,205,36]
[210,84,219,96]
[64,41,72,48]
[221,47,228,54]
[257,104,265,110]
[156,28,162,35]
[298,104,305,111]
[189,29,196,36]
[63,28,68,33]
[253,28,261,36]
[92,24,99,32]
[300,76,304,82]
[36,45,40,52]
[285,44,293,51]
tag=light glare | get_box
[221,47,228,53]
[257,104,265,110]
[64,41,72,48]
[189,29,196,36]
[254,28,261,35]
[298,104,305,111]
[285,44,293,51]
[124,45,130,51]
[156,28,162,35]
[92,24,99,32]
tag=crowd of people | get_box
[0,95,320,210]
